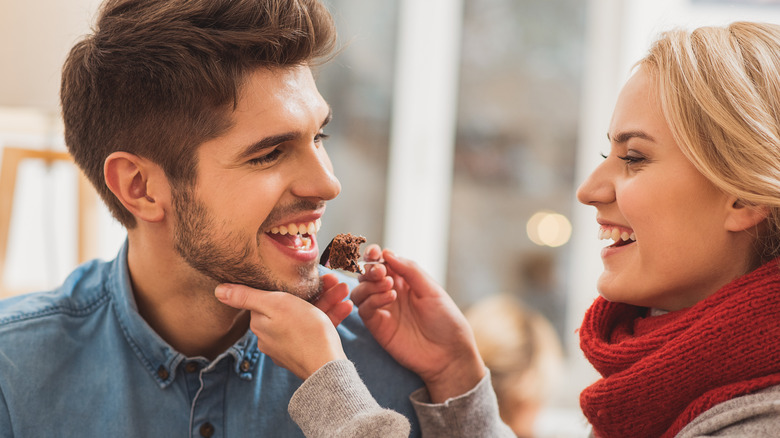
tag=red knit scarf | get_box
[579,258,780,438]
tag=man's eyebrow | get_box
[237,133,297,161]
[607,130,656,143]
[236,108,333,161]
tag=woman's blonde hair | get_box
[640,22,780,263]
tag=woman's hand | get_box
[351,246,486,403]
[215,274,353,380]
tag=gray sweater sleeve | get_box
[675,384,780,438]
[410,370,516,438]
[289,360,515,438]
[288,359,410,438]
[586,384,780,437]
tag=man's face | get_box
[172,66,341,301]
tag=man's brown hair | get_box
[61,0,338,227]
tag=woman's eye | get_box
[314,132,330,144]
[248,148,283,165]
[616,153,646,165]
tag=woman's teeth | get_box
[269,219,322,236]
[598,227,636,243]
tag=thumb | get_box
[382,250,439,295]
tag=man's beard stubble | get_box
[170,185,323,302]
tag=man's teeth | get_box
[299,235,312,251]
[269,219,322,236]
[598,227,636,242]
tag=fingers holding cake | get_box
[362,243,384,265]
[351,266,395,309]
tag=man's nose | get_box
[290,144,341,201]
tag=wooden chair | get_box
[0,147,97,297]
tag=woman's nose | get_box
[576,159,614,206]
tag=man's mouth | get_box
[599,226,636,248]
[267,219,322,251]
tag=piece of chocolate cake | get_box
[320,233,367,273]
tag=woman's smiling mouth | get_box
[599,226,637,248]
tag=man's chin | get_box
[271,281,321,303]
[301,285,324,303]
[235,274,320,299]
[199,259,321,301]
[257,265,322,302]
[292,271,323,303]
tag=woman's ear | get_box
[724,197,770,232]
[104,152,170,223]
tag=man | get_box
[0,0,422,436]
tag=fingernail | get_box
[215,285,231,301]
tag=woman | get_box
[576,21,780,437]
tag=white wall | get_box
[0,0,124,294]
[0,0,102,111]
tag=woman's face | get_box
[576,67,758,311]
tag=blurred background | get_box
[2,0,780,436]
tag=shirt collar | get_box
[107,240,260,388]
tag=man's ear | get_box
[724,197,770,232]
[104,152,170,223]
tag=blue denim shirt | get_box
[0,243,422,437]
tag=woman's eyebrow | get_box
[607,130,656,144]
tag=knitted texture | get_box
[579,259,780,438]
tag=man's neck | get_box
[126,232,250,360]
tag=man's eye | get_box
[249,148,283,165]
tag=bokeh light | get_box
[526,211,572,247]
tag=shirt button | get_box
[185,362,200,373]
[199,422,215,437]
[240,359,251,372]
[157,365,169,380]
